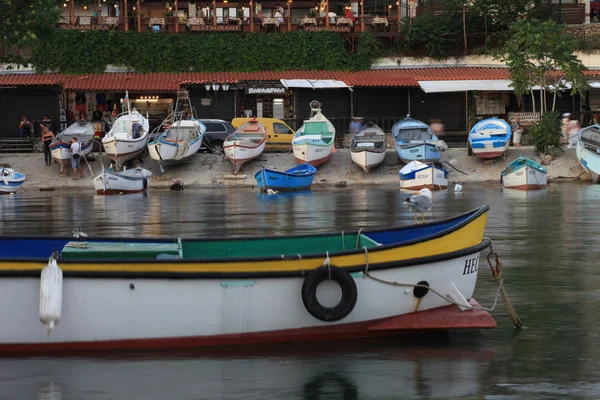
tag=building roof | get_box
[1,68,599,90]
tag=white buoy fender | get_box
[39,257,63,335]
[454,184,463,192]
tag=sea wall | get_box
[0,146,587,192]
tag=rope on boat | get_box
[323,251,331,280]
[355,229,363,249]
[64,242,90,249]
[359,245,523,328]
[342,231,345,251]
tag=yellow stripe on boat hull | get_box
[0,212,488,274]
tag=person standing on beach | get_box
[41,125,54,166]
[70,137,83,180]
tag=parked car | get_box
[198,119,236,154]
[231,118,295,152]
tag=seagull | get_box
[403,188,433,225]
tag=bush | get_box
[529,111,563,156]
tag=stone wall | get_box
[565,24,600,40]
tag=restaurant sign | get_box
[59,24,110,31]
[305,26,351,33]
[246,87,286,95]
[190,25,241,32]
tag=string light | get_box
[83,4,88,10]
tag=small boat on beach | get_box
[501,157,547,190]
[254,164,317,192]
[0,167,26,194]
[350,122,387,173]
[576,124,600,183]
[292,101,336,167]
[102,92,150,169]
[392,116,446,164]
[147,90,206,166]
[92,165,152,195]
[224,118,267,174]
[0,206,496,352]
[468,118,512,159]
[49,120,95,172]
[399,160,448,191]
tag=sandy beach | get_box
[0,147,588,191]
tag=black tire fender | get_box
[301,265,358,322]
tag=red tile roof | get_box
[0,68,599,90]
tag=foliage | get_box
[498,19,588,113]
[0,0,61,65]
[529,111,563,155]
[400,13,460,59]
[30,31,380,73]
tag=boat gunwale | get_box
[0,239,491,279]
[0,206,489,266]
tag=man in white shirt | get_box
[70,137,83,180]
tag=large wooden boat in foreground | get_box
[0,206,496,353]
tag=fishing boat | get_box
[399,160,448,191]
[392,116,446,164]
[350,122,387,173]
[501,157,547,190]
[0,167,26,194]
[92,165,152,195]
[576,124,600,183]
[254,164,317,192]
[102,91,150,169]
[49,120,95,172]
[468,118,512,159]
[292,101,336,167]
[147,90,206,166]
[223,118,267,174]
[0,206,496,352]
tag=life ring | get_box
[301,265,357,322]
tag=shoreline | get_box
[0,147,588,192]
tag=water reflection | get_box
[1,342,493,400]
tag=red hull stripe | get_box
[504,184,547,191]
[295,153,332,167]
[475,151,505,159]
[0,300,495,353]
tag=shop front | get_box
[0,86,60,138]
[188,85,235,121]
[237,82,293,121]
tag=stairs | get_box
[0,138,35,153]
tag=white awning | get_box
[280,79,349,89]
[589,81,600,89]
[418,80,513,93]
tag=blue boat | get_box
[0,167,26,194]
[392,116,444,164]
[254,164,317,192]
[468,118,512,159]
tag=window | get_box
[204,123,227,132]
[273,123,291,134]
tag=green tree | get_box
[0,0,61,65]
[498,18,588,115]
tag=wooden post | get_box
[137,0,141,31]
[360,0,364,32]
[70,0,75,24]
[213,0,216,26]
[124,0,129,31]
[287,0,291,32]
[325,0,329,27]
[397,0,400,31]
[250,1,254,32]
[175,0,179,32]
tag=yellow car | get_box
[231,118,295,152]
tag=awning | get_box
[418,80,514,93]
[589,81,600,89]
[280,79,349,89]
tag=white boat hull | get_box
[0,251,485,348]
[471,141,510,159]
[350,150,386,172]
[400,165,448,191]
[148,139,202,163]
[293,143,333,167]
[102,137,148,166]
[577,140,600,183]
[93,168,152,195]
[502,165,547,190]
[224,141,266,174]
[50,141,94,169]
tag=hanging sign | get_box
[246,87,285,95]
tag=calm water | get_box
[2,183,600,400]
